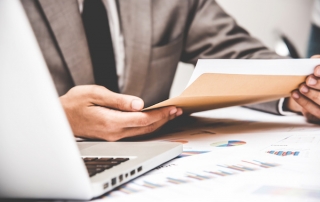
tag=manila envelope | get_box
[143,73,306,114]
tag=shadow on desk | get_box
[121,115,319,142]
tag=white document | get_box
[96,148,320,202]
[93,107,320,202]
[187,59,320,87]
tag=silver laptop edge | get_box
[0,0,182,200]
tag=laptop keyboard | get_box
[82,157,129,177]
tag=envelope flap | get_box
[181,73,306,97]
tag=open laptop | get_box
[0,0,182,200]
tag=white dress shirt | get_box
[312,0,320,28]
[78,0,126,91]
[278,98,297,116]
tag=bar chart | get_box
[266,150,300,156]
[103,159,279,198]
[166,177,189,184]
[177,151,210,158]
[210,140,246,147]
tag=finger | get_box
[313,65,320,78]
[301,109,320,124]
[90,106,182,141]
[291,90,320,118]
[299,84,320,105]
[109,106,180,128]
[305,74,320,90]
[117,113,178,140]
[311,55,320,59]
[313,65,320,77]
[98,109,179,141]
[89,85,144,112]
[283,97,303,113]
[176,108,183,116]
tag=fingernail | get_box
[176,108,183,116]
[292,92,300,99]
[300,85,309,94]
[316,66,320,76]
[170,108,177,115]
[131,99,143,111]
[307,77,317,86]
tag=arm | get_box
[287,57,320,124]
[181,0,288,115]
[181,0,284,62]
[60,85,182,141]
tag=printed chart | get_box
[262,133,320,161]
[266,150,300,156]
[102,159,279,198]
[177,151,210,158]
[211,140,246,147]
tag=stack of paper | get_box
[94,107,320,202]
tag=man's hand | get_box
[60,85,182,141]
[286,55,320,124]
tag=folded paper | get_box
[144,59,320,114]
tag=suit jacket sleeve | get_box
[181,0,289,115]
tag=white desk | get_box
[94,107,320,202]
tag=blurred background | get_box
[170,0,314,98]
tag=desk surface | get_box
[94,107,320,202]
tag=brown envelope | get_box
[143,73,306,114]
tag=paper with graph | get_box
[93,107,320,202]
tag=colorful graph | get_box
[218,164,257,172]
[211,140,246,147]
[141,181,164,189]
[102,159,280,198]
[118,186,140,194]
[167,177,189,184]
[204,170,234,176]
[177,151,210,158]
[241,160,279,168]
[266,150,300,156]
[186,172,212,180]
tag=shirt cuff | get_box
[76,137,85,142]
[278,98,298,116]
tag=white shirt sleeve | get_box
[312,0,320,28]
[278,98,298,116]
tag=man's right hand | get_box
[59,85,182,141]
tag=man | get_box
[308,0,320,57]
[22,0,320,141]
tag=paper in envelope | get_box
[144,59,320,114]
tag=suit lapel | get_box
[38,0,94,86]
[119,0,152,97]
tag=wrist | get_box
[283,97,302,113]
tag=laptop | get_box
[0,0,182,200]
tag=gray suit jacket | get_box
[22,0,284,114]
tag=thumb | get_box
[90,86,144,112]
[311,55,320,59]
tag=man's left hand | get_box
[286,55,320,124]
